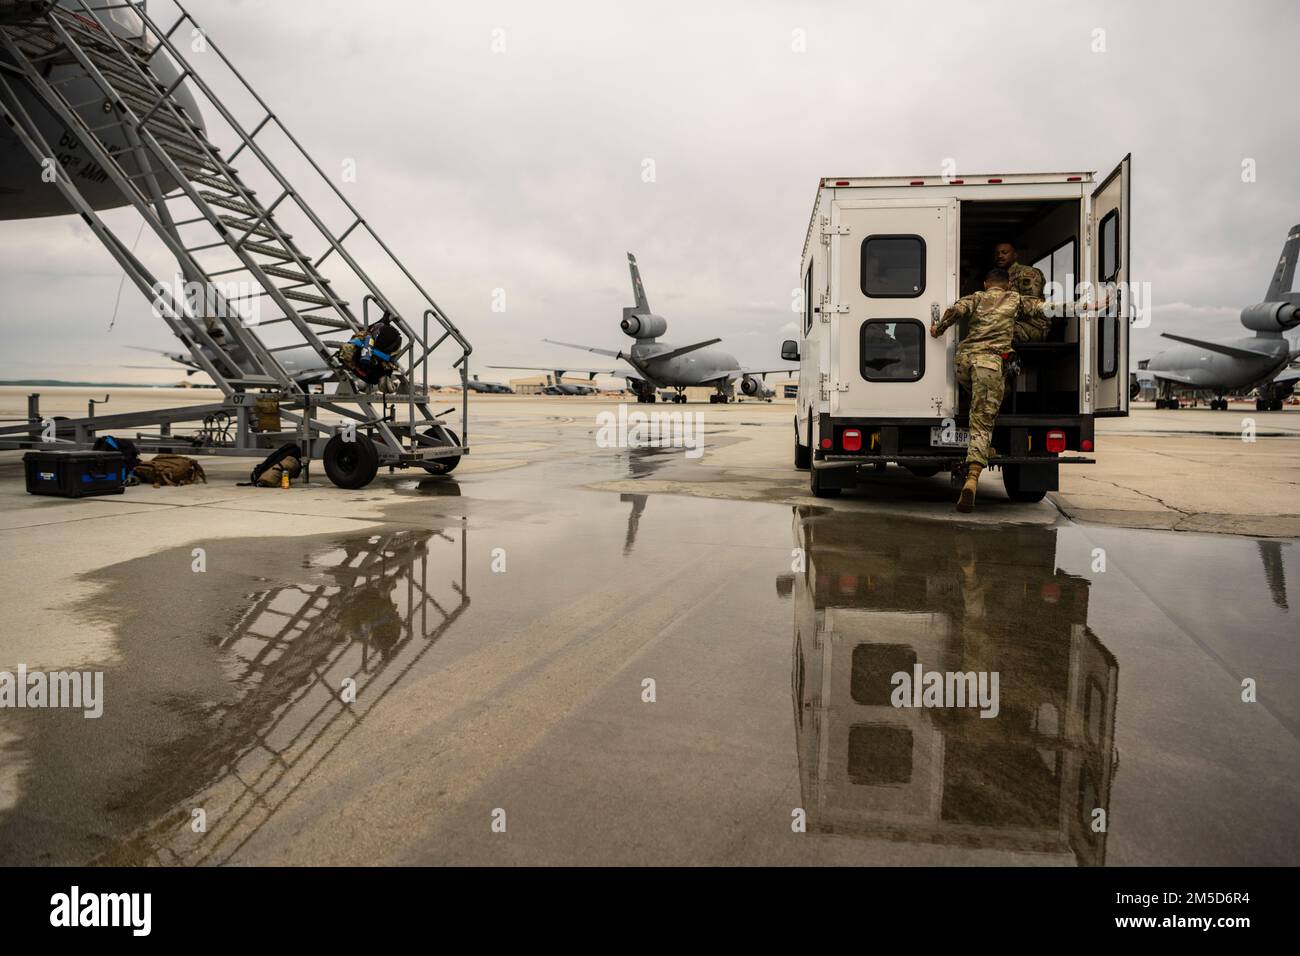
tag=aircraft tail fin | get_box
[627,253,650,312]
[1265,225,1300,304]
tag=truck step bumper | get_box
[813,455,1096,470]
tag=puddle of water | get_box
[1,440,1295,866]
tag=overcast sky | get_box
[2,0,1297,383]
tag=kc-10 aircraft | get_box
[1139,225,1300,410]
[0,1,201,218]
[494,253,795,403]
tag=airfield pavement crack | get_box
[1069,472,1196,519]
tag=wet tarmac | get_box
[0,409,1297,865]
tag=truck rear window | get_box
[861,235,925,297]
[1100,210,1120,282]
[860,319,925,382]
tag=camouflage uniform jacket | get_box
[1008,261,1046,300]
[933,288,1053,359]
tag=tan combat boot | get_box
[957,463,983,513]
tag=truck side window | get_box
[860,319,924,382]
[861,235,925,298]
[803,265,813,334]
[1100,288,1120,379]
[1099,210,1120,282]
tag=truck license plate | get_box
[930,426,970,448]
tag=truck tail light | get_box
[842,428,862,451]
[1046,429,1067,453]
[820,437,832,449]
[1081,438,1094,452]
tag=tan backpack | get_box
[134,455,208,487]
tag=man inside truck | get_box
[992,241,1046,301]
[930,268,1056,514]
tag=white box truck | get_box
[783,157,1132,500]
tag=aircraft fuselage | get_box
[630,340,739,388]
[1145,335,1291,392]
[0,1,204,219]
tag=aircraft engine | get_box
[620,314,667,339]
[628,378,656,399]
[740,374,766,396]
[1240,301,1300,333]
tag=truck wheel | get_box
[1001,465,1047,503]
[794,418,810,470]
[420,428,461,475]
[323,432,380,489]
[810,465,841,498]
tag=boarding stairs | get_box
[0,0,471,483]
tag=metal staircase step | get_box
[260,264,317,284]
[302,315,353,330]
[115,87,203,135]
[241,239,298,261]
[259,313,352,331]
[217,216,286,241]
[55,13,131,55]
[198,191,258,217]
[192,172,246,195]
[89,59,162,101]
[226,377,280,387]
[282,288,345,307]
[151,131,220,171]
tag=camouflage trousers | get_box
[955,351,1005,467]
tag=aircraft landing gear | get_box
[1210,397,1228,411]
[1156,397,1179,409]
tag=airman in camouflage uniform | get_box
[994,242,1046,298]
[931,267,1055,512]
[993,242,1051,343]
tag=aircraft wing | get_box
[487,365,625,380]
[541,339,626,360]
[1147,368,1198,384]
[641,338,722,362]
[1274,365,1300,384]
[293,368,336,385]
[1159,333,1266,361]
[707,368,799,381]
[125,344,199,369]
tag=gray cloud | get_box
[2,0,1297,382]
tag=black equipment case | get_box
[24,450,127,498]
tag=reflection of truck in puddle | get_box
[779,508,1118,864]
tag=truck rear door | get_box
[1088,155,1131,416]
[830,199,956,419]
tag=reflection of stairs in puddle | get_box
[100,522,469,866]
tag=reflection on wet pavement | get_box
[0,411,1295,866]
[780,508,1115,865]
[1259,540,1289,610]
[113,526,468,865]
